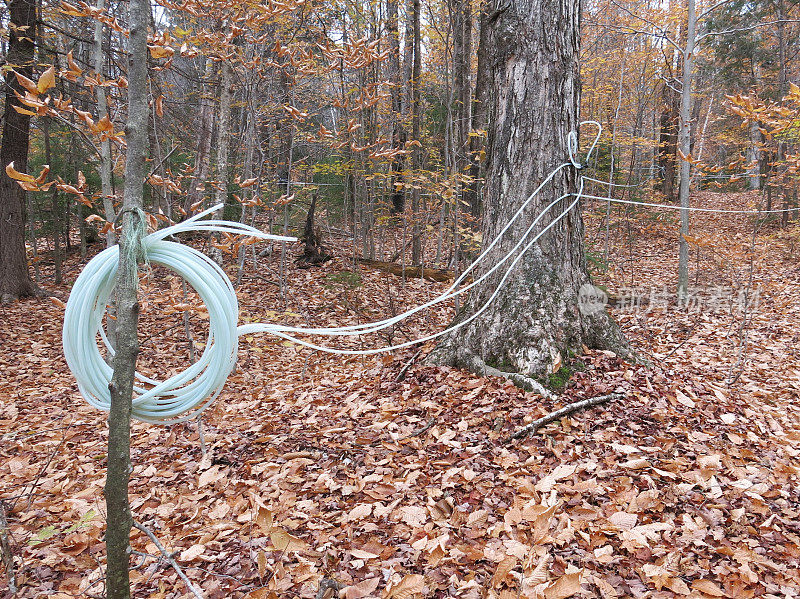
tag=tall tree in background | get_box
[0,0,38,301]
[430,0,628,380]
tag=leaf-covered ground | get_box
[1,192,799,599]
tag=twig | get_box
[401,417,436,440]
[395,349,422,382]
[506,393,622,441]
[196,416,207,458]
[11,424,70,513]
[132,522,205,599]
[0,501,17,595]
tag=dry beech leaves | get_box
[2,194,800,598]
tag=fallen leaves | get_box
[3,194,800,597]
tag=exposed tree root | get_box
[459,352,556,400]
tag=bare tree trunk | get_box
[215,59,233,215]
[463,4,489,219]
[184,58,216,216]
[105,0,149,593]
[657,80,680,201]
[429,0,628,379]
[0,0,38,301]
[677,0,696,300]
[410,0,422,265]
[94,0,116,245]
[43,119,62,285]
[387,0,406,214]
[747,119,762,190]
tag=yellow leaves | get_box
[37,66,56,93]
[149,45,175,59]
[6,162,36,183]
[14,72,39,95]
[60,1,87,16]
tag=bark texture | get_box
[429,0,628,380]
[105,0,149,593]
[0,0,37,302]
[184,57,216,217]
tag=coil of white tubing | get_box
[62,207,296,424]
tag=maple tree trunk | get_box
[105,0,149,593]
[0,0,37,302]
[429,0,628,380]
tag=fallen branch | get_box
[395,349,423,382]
[133,522,205,599]
[401,417,436,440]
[506,393,622,442]
[357,258,459,283]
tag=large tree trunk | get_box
[0,0,38,302]
[429,0,627,380]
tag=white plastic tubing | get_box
[62,121,781,423]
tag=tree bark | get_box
[0,0,38,302]
[657,79,680,202]
[428,0,628,380]
[410,0,422,265]
[105,0,149,593]
[94,0,116,245]
[677,0,696,300]
[387,0,406,214]
[184,57,216,217]
[463,5,490,219]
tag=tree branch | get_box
[506,393,622,441]
[132,522,205,599]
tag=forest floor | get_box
[1,191,800,599]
